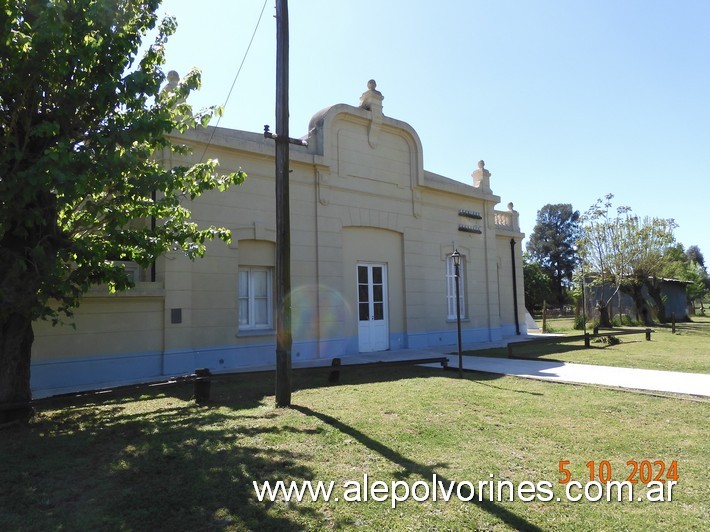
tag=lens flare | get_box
[287,284,353,355]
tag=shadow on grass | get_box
[3,365,520,530]
[0,385,320,531]
[658,320,710,338]
[510,343,597,359]
[461,347,509,359]
[463,341,598,361]
[292,404,543,532]
[468,378,545,396]
[29,354,511,417]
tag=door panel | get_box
[357,263,389,352]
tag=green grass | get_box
[497,315,710,374]
[536,316,578,334]
[1,366,708,531]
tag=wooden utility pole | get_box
[274,0,292,407]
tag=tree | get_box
[685,245,708,314]
[522,255,553,312]
[684,262,709,315]
[579,195,631,326]
[663,244,708,315]
[579,195,676,326]
[662,243,689,276]
[526,204,581,305]
[0,1,245,422]
[623,216,677,324]
[686,245,705,269]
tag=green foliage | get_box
[661,244,708,310]
[579,194,677,321]
[573,314,587,330]
[686,245,705,268]
[662,243,689,276]
[0,0,246,323]
[526,203,581,303]
[543,323,558,333]
[0,0,246,413]
[522,255,553,311]
[685,262,709,307]
[611,314,638,327]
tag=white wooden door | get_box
[357,263,389,352]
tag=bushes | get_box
[611,314,640,327]
[577,313,640,329]
[573,315,599,331]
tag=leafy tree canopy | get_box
[0,0,245,421]
[522,255,553,312]
[525,203,581,304]
[579,194,677,325]
[661,244,689,280]
[662,244,708,313]
[686,245,705,269]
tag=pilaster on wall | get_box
[483,200,501,337]
[314,177,345,358]
[162,249,194,354]
[511,236,526,335]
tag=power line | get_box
[199,0,269,162]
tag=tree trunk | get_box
[618,291,623,323]
[623,284,654,326]
[596,300,612,328]
[645,279,667,323]
[608,298,614,325]
[0,313,34,424]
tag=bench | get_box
[507,328,653,358]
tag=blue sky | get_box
[156,0,710,258]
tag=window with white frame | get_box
[446,254,466,319]
[238,267,273,330]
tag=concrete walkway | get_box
[277,345,710,398]
[432,354,710,397]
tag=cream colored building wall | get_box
[30,85,526,396]
[32,291,164,360]
[163,141,278,351]
[31,287,166,396]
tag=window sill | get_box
[237,328,275,338]
[446,318,470,324]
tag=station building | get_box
[30,80,526,397]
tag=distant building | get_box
[30,80,526,397]
[586,278,691,323]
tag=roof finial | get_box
[472,160,492,193]
[359,79,383,111]
[359,80,384,148]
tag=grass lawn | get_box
[466,315,710,374]
[1,365,708,530]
